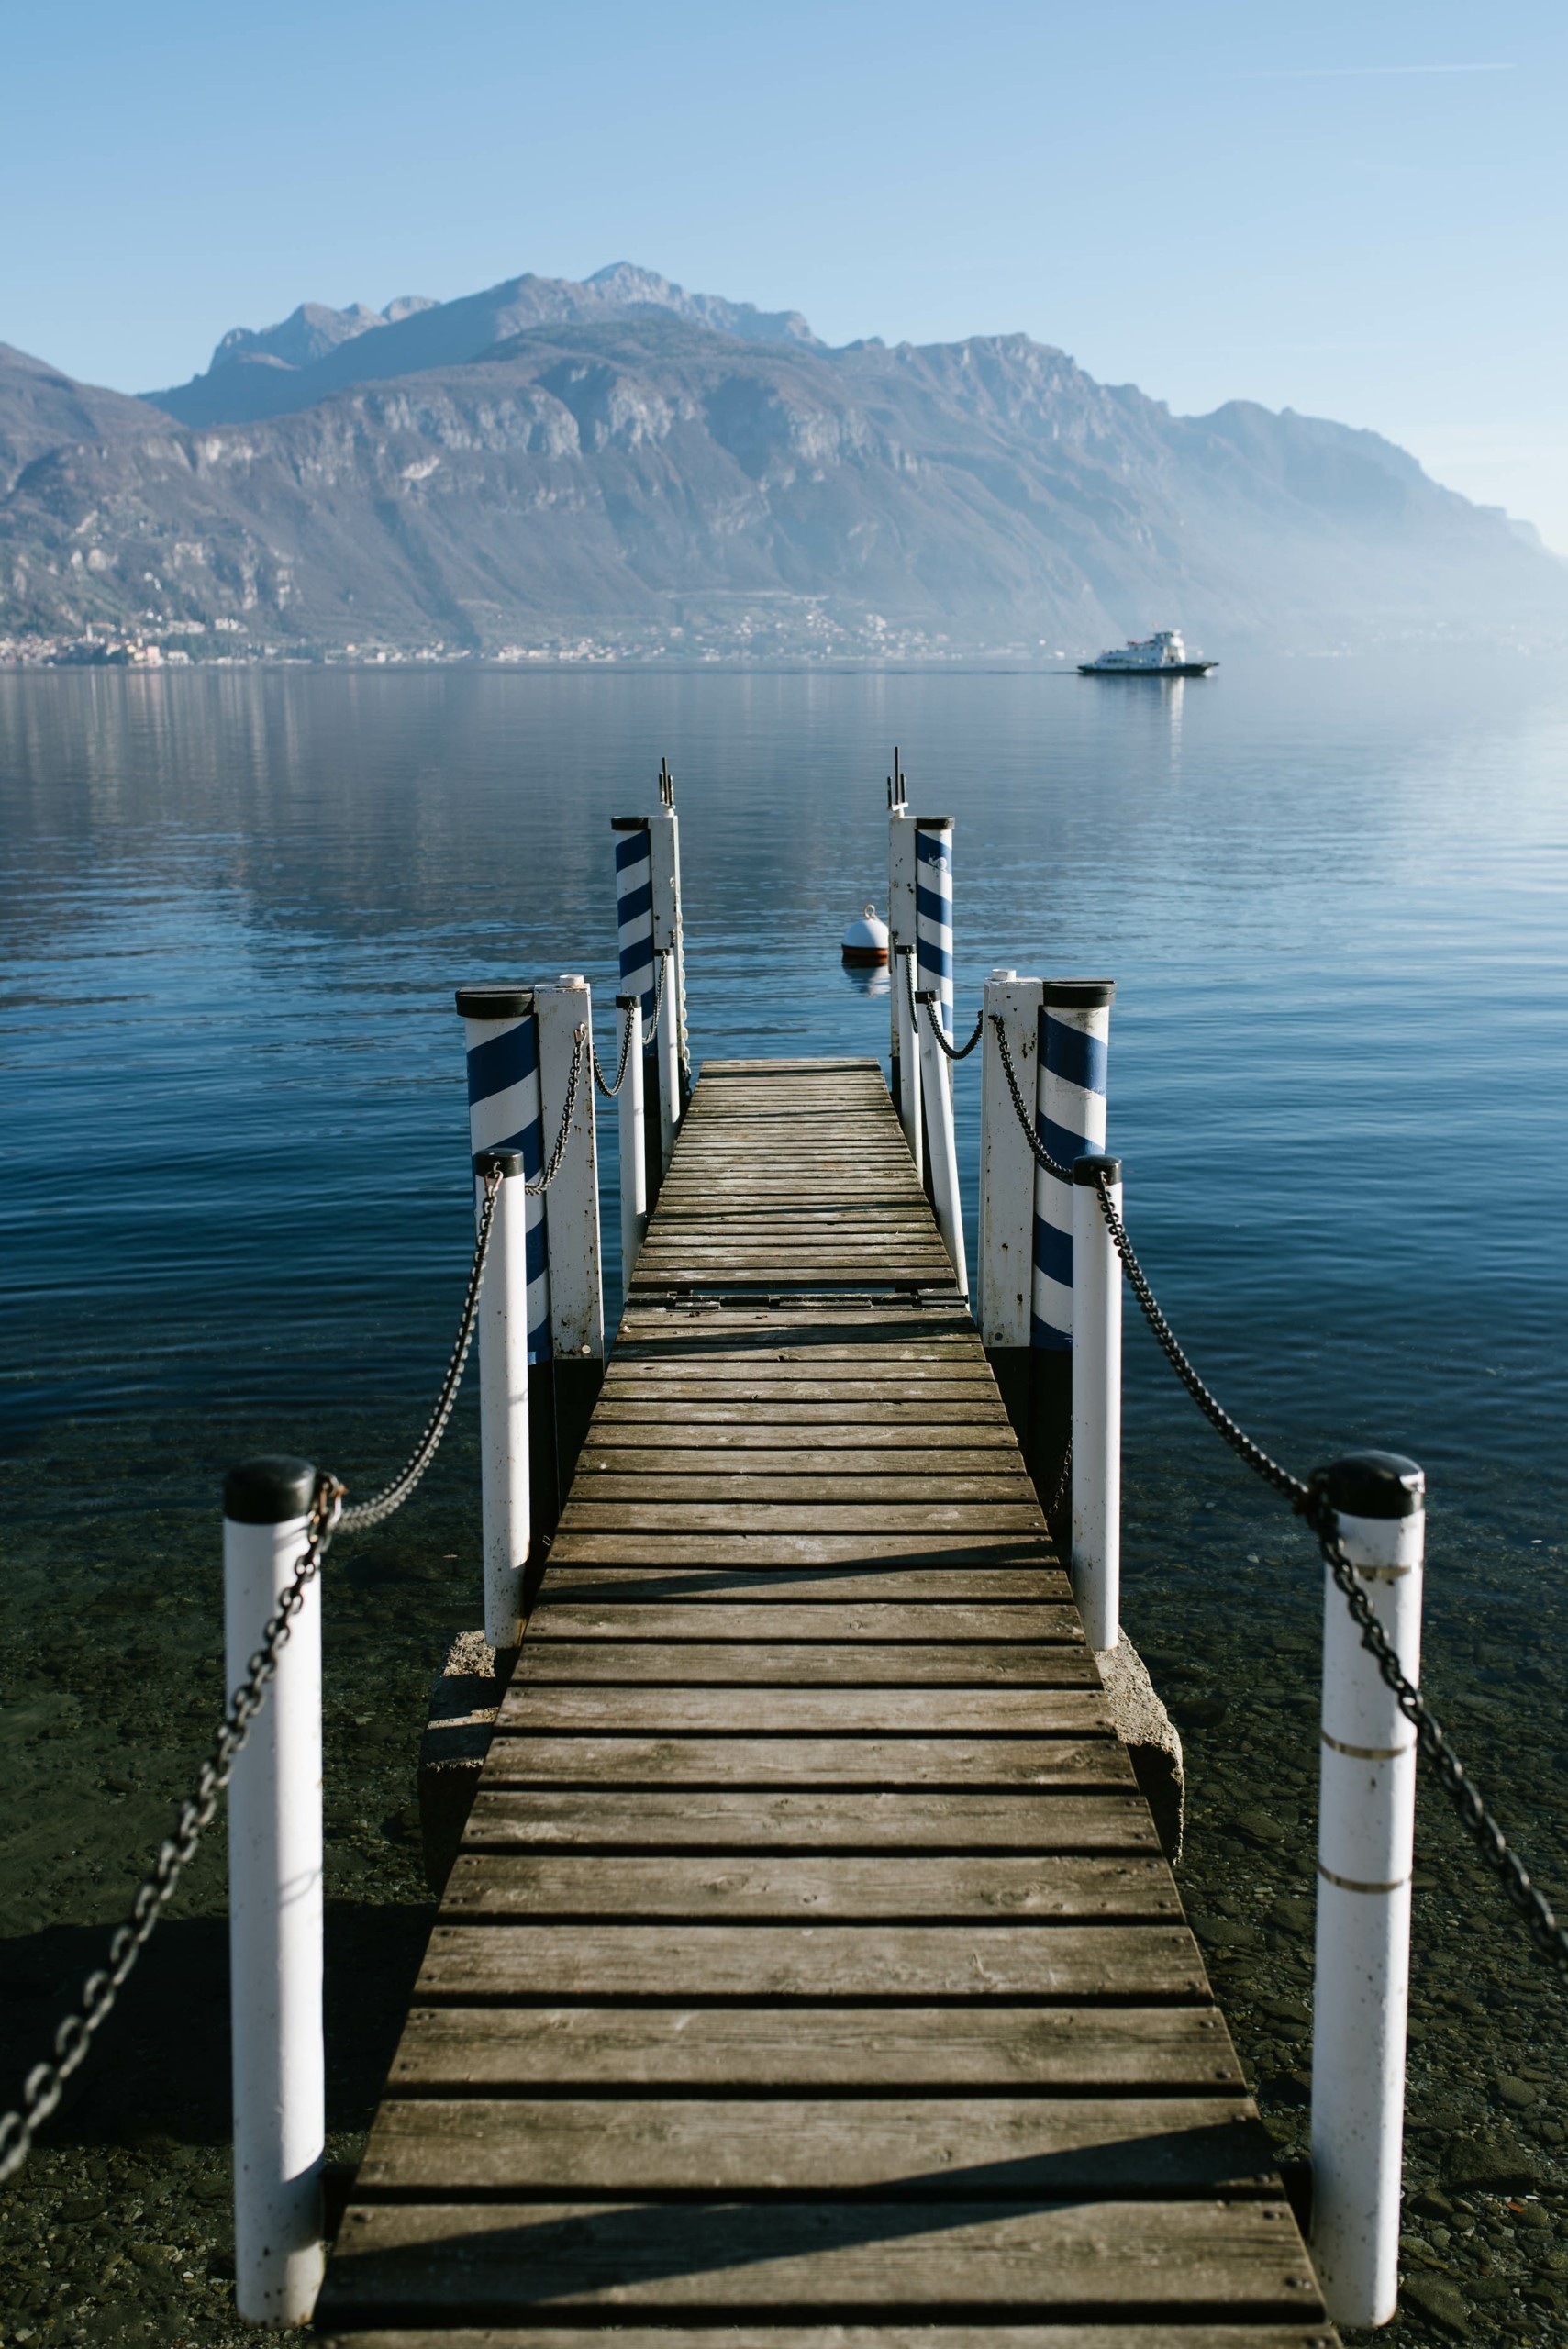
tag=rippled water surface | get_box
[2,656,1567,2343]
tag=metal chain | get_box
[989,1014,1074,1181]
[592,1006,637,1099]
[988,1014,1566,1968]
[525,1024,588,1194]
[1307,1501,1568,1973]
[0,1473,344,2184]
[339,1162,502,1532]
[906,954,984,1060]
[643,952,667,1045]
[1047,1434,1073,1531]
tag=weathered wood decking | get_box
[318,1060,1335,2347]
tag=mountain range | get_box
[2,261,1562,660]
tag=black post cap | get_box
[915,988,938,1004]
[1042,978,1117,1008]
[912,815,954,829]
[615,993,640,1010]
[1311,1451,1425,1520]
[611,815,651,831]
[474,1147,526,1179]
[225,1455,317,1525]
[1073,1153,1123,1186]
[455,985,534,1019]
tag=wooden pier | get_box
[318,1059,1335,2346]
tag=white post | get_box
[1070,1155,1122,1652]
[647,806,689,1124]
[655,946,679,1174]
[472,1148,530,1649]
[978,970,1043,1347]
[223,1456,324,2328]
[616,993,647,1289]
[535,976,605,1365]
[915,987,968,1297]
[887,808,920,1163]
[1031,980,1115,1354]
[1310,1450,1425,2332]
[894,948,923,1182]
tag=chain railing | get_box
[904,954,984,1061]
[988,1009,1568,1975]
[0,1042,603,2181]
[592,1006,637,1099]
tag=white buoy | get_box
[841,905,890,964]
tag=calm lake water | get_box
[2,656,1566,2343]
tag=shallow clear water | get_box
[2,657,1566,2342]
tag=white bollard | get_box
[655,946,680,1174]
[887,805,921,1163]
[915,987,968,1297]
[472,1148,531,1649]
[1070,1155,1122,1652]
[223,1456,325,2327]
[1310,1450,1425,2332]
[978,969,1043,1349]
[894,947,923,1183]
[616,992,647,1287]
[647,806,690,1128]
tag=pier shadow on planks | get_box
[318,1060,1336,2347]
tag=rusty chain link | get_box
[903,953,984,1060]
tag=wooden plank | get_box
[462,1790,1156,1850]
[438,1854,1178,1921]
[358,2095,1272,2196]
[496,1688,1109,1733]
[511,1642,1095,1687]
[544,1534,1059,1565]
[532,1570,1074,1605]
[562,1475,1039,1504]
[572,1450,1029,1477]
[384,2002,1244,2090]
[526,1605,1084,1640]
[319,2197,1316,2318]
[578,1425,1019,1450]
[323,2329,1335,2349]
[483,1736,1136,1788]
[587,1402,1016,1425]
[416,1922,1208,1998]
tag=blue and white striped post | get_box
[1031,979,1115,1516]
[455,985,559,1559]
[914,818,954,1019]
[1032,981,1114,1348]
[613,816,662,1207]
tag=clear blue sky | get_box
[6,0,1567,543]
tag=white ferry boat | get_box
[1078,629,1217,676]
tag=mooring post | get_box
[916,987,968,1296]
[536,975,605,1484]
[1310,1450,1425,2331]
[456,985,559,1544]
[646,800,690,1128]
[1030,979,1115,1505]
[887,801,921,1164]
[471,1147,531,1648]
[616,992,647,1289]
[612,816,662,1208]
[978,968,1044,1436]
[223,1455,325,2327]
[1070,1155,1123,1650]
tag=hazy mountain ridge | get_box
[2,266,1563,659]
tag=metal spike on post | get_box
[536,975,605,1484]
[915,987,968,1296]
[1310,1450,1425,2332]
[456,985,558,1552]
[616,992,647,1291]
[223,1455,325,2326]
[470,1146,531,1648]
[1071,1155,1123,1651]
